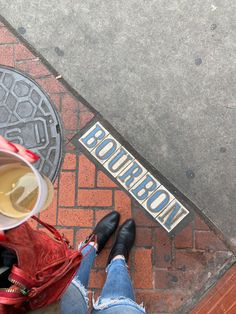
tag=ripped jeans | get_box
[60,245,146,314]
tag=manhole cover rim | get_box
[0,65,64,182]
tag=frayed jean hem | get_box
[93,297,146,313]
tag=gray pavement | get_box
[1,1,235,247]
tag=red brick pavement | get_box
[0,20,235,313]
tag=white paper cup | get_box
[0,149,54,231]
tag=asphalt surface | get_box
[0,0,235,247]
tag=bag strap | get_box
[32,215,72,254]
[29,250,82,297]
[31,216,95,282]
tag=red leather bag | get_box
[0,216,86,314]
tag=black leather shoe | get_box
[86,211,120,254]
[107,219,136,265]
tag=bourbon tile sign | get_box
[79,122,189,232]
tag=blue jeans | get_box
[60,245,146,314]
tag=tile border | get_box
[79,121,189,233]
[72,117,198,235]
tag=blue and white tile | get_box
[116,159,148,191]
[142,185,175,217]
[156,200,189,232]
[91,134,121,165]
[130,173,161,204]
[79,122,109,152]
[103,146,135,177]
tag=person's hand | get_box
[0,136,40,163]
[0,136,40,240]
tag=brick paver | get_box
[0,19,235,314]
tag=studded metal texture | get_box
[0,66,63,182]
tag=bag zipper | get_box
[4,286,21,294]
[8,277,30,296]
[0,278,30,296]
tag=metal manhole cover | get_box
[0,66,63,182]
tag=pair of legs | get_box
[61,213,146,314]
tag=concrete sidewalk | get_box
[0,0,235,248]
